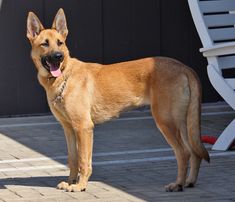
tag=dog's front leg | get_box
[66,122,94,192]
[57,123,79,190]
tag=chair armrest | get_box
[200,42,235,57]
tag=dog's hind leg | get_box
[176,122,202,188]
[175,124,202,188]
[153,115,190,192]
[185,152,202,187]
[57,123,78,190]
[150,73,191,192]
[176,120,202,188]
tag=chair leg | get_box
[212,119,235,151]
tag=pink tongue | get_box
[50,66,62,77]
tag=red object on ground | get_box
[201,135,235,148]
[201,136,217,145]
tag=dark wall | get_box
[0,0,221,116]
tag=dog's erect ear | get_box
[27,12,44,41]
[52,8,68,38]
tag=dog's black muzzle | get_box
[41,52,64,71]
[48,52,64,63]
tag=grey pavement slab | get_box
[0,102,234,201]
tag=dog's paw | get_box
[57,181,69,190]
[165,183,183,192]
[66,183,86,192]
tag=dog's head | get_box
[27,9,69,78]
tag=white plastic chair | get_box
[188,0,235,150]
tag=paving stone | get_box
[0,189,22,201]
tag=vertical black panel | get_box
[44,0,103,63]
[0,0,49,116]
[102,0,133,63]
[0,0,17,115]
[131,0,161,59]
[102,0,160,64]
[160,0,191,63]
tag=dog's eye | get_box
[57,40,63,46]
[40,40,49,47]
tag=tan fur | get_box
[27,9,209,192]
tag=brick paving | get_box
[0,102,234,202]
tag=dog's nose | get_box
[50,52,64,63]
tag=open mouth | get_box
[41,57,62,78]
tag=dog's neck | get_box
[50,74,69,104]
[38,64,71,105]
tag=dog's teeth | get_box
[46,61,51,67]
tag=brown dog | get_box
[27,9,209,192]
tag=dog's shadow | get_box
[0,176,67,189]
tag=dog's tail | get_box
[187,70,210,163]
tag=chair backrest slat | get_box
[209,28,235,43]
[200,0,235,13]
[204,14,235,28]
[218,55,235,69]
